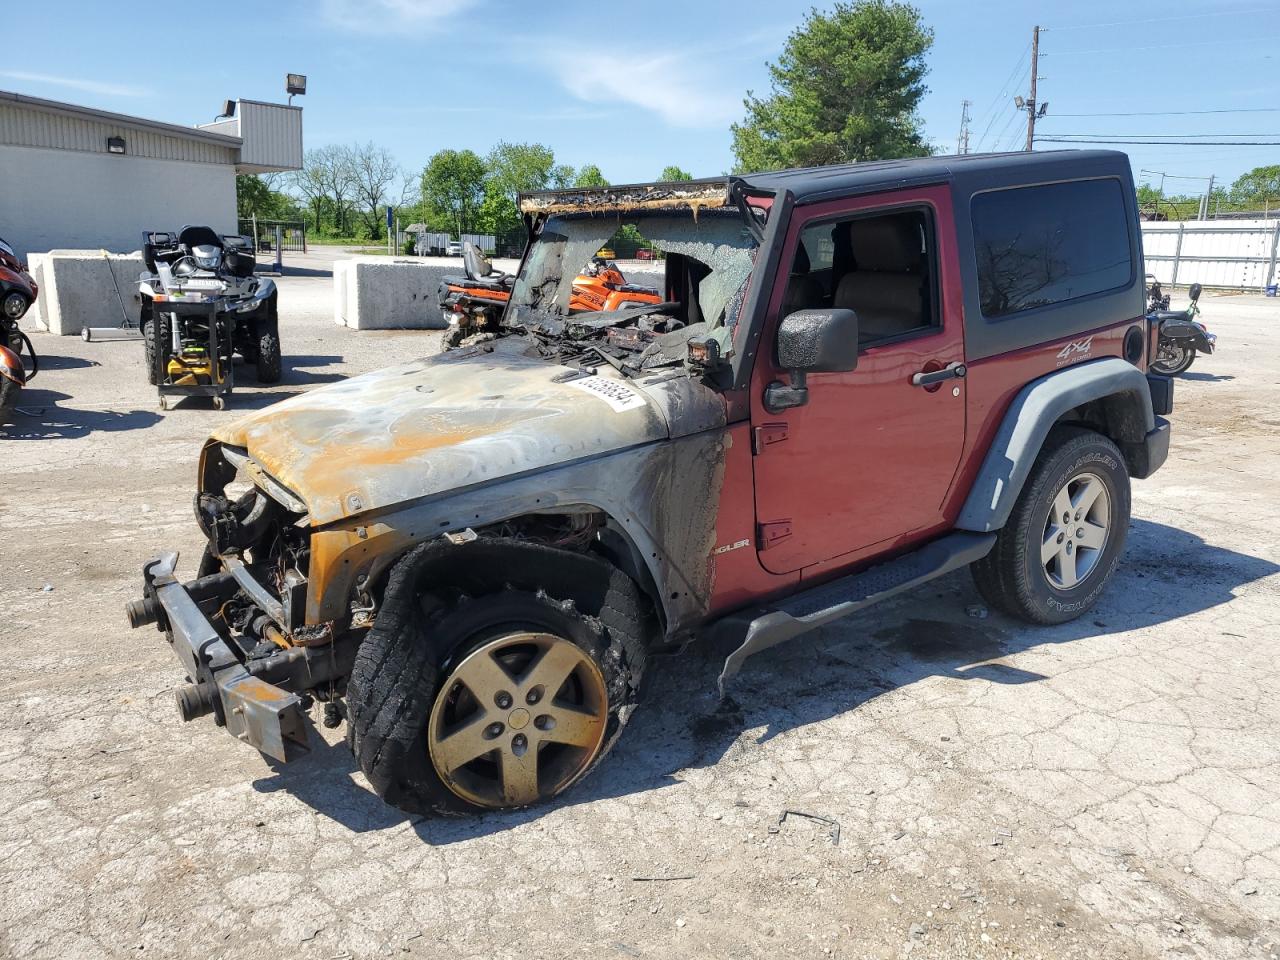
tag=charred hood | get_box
[208,349,724,526]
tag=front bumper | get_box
[128,552,340,763]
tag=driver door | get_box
[749,187,967,575]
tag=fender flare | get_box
[0,343,25,386]
[957,357,1153,533]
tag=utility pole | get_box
[1199,174,1215,221]
[957,100,972,155]
[1025,25,1041,151]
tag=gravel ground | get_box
[2,251,1278,959]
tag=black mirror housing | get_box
[1188,282,1202,303]
[777,309,860,373]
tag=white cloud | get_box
[320,0,477,33]
[550,50,742,128]
[0,70,150,98]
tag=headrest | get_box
[850,217,921,273]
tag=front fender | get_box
[957,358,1154,533]
[305,431,729,637]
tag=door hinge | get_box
[757,520,793,550]
[752,422,789,455]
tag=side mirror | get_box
[765,309,859,413]
[1188,282,1202,303]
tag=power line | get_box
[1048,107,1280,118]
[1047,132,1280,138]
[1038,137,1280,146]
[974,42,1031,152]
[1047,35,1280,55]
[1049,9,1274,30]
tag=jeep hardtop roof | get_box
[519,150,1132,214]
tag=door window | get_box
[782,208,938,345]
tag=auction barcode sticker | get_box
[567,375,649,412]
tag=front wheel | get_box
[2,291,29,322]
[971,426,1131,625]
[1151,341,1195,376]
[347,550,647,815]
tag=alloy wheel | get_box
[1041,472,1111,590]
[427,631,609,809]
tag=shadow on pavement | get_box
[1178,371,1234,383]
[0,387,162,438]
[251,517,1279,840]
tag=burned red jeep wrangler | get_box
[130,150,1171,814]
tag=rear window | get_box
[972,178,1132,319]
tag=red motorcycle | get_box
[0,235,40,421]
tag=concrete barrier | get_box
[333,257,514,331]
[332,256,662,331]
[27,250,143,336]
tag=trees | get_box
[1230,165,1280,208]
[421,149,487,237]
[350,143,403,238]
[573,164,609,187]
[236,174,299,220]
[731,0,934,172]
[659,165,694,182]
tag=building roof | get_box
[0,89,242,148]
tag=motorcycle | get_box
[1146,276,1216,376]
[138,226,281,410]
[0,235,40,422]
[437,242,662,348]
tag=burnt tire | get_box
[346,541,650,816]
[971,426,1130,625]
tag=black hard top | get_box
[736,149,1132,204]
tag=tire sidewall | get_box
[1017,436,1130,624]
[355,587,629,816]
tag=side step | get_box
[717,531,997,696]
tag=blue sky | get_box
[5,0,1277,197]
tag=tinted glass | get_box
[972,178,1132,319]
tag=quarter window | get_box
[972,178,1132,319]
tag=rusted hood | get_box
[211,350,720,526]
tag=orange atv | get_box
[437,242,661,348]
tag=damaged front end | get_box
[126,445,359,762]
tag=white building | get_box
[0,90,302,258]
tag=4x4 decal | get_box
[1055,336,1094,367]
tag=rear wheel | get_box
[971,427,1130,624]
[147,313,172,386]
[255,323,282,384]
[1151,341,1195,376]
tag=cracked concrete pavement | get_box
[2,255,1278,959]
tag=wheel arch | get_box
[957,358,1154,533]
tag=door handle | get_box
[911,362,966,388]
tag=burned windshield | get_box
[507,210,758,336]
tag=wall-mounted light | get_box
[106,136,126,155]
[286,73,306,105]
[215,99,236,121]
